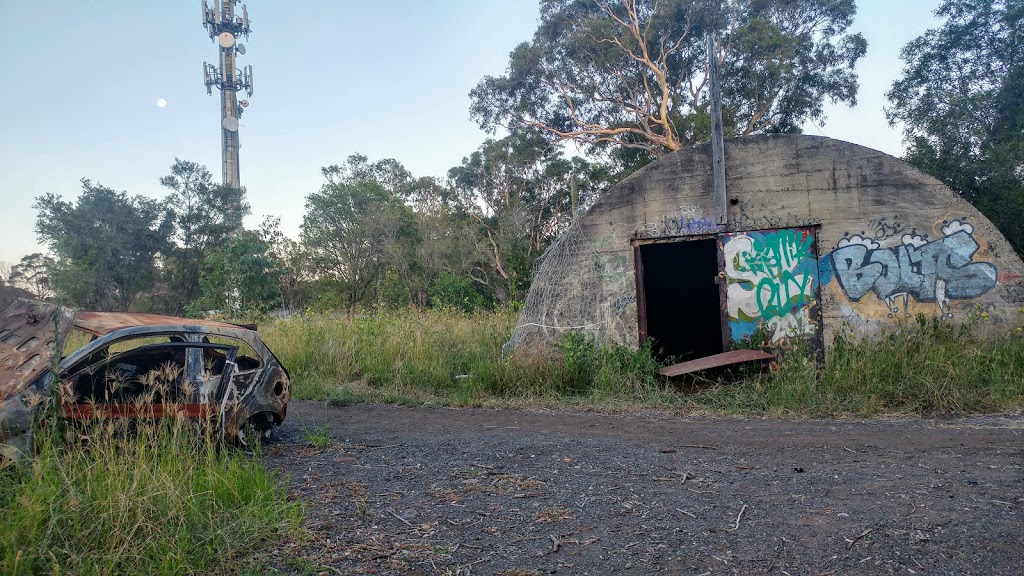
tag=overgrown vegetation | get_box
[260,309,1024,417]
[0,415,301,575]
[260,308,661,406]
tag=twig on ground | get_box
[677,508,697,519]
[687,487,716,494]
[846,527,874,550]
[461,554,493,569]
[679,444,718,450]
[387,509,414,527]
[727,504,748,532]
[362,443,403,450]
[549,534,561,554]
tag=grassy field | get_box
[261,309,1024,417]
[3,310,1020,575]
[0,415,301,576]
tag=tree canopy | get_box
[300,156,419,310]
[886,0,1024,253]
[159,158,249,312]
[34,180,173,311]
[470,0,866,161]
[448,132,612,301]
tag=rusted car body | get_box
[0,299,290,461]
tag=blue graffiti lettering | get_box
[828,230,996,302]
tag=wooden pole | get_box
[708,33,727,225]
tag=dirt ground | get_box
[264,401,1024,575]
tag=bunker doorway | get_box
[635,239,724,364]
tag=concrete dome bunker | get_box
[505,134,1024,361]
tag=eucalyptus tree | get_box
[448,131,612,303]
[301,157,418,310]
[471,0,866,166]
[886,0,1024,253]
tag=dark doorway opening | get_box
[637,239,723,363]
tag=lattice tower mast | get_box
[201,0,253,194]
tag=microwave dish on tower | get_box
[201,0,253,195]
[218,31,235,48]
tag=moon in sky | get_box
[156,98,167,108]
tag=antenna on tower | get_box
[201,0,253,201]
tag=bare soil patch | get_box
[264,402,1024,575]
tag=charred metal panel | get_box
[0,299,74,401]
[0,300,75,461]
[634,245,647,347]
[75,311,245,337]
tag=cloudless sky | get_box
[0,0,943,265]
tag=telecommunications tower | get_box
[201,0,253,190]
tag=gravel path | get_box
[264,401,1024,575]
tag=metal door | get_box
[718,227,822,350]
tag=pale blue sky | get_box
[0,0,942,265]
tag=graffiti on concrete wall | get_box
[723,228,819,344]
[819,220,998,318]
[636,205,722,238]
[867,216,905,240]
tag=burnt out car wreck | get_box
[0,299,290,461]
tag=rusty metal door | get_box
[718,227,822,350]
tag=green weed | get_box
[300,424,333,449]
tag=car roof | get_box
[74,311,251,337]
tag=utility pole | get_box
[202,0,253,198]
[707,33,727,226]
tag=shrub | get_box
[428,272,487,313]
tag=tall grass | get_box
[0,415,301,576]
[658,316,1024,416]
[260,308,660,405]
[260,309,1024,416]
